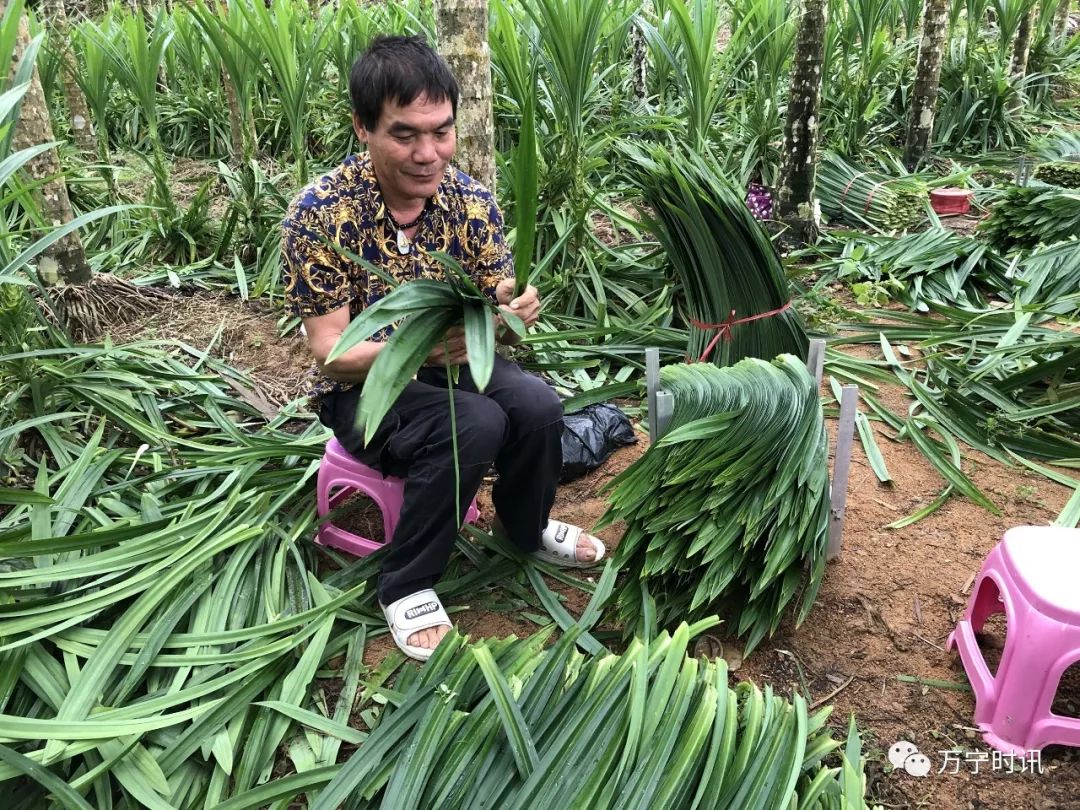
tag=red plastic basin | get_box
[930,187,974,215]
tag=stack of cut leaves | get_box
[0,336,381,808]
[0,324,620,808]
[880,313,1080,467]
[810,228,1011,311]
[1033,161,1080,189]
[625,145,809,367]
[597,356,829,653]
[818,152,928,232]
[979,185,1080,252]
[1032,130,1080,162]
[280,624,869,809]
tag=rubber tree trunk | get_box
[217,0,251,162]
[222,64,245,161]
[902,0,949,171]
[9,12,91,285]
[134,0,168,93]
[39,0,97,158]
[776,0,828,245]
[1055,0,1073,37]
[630,4,649,101]
[436,0,496,191]
[1011,5,1035,79]
[1007,4,1036,113]
[62,0,93,22]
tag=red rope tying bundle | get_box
[862,180,890,215]
[689,301,793,363]
[838,171,868,208]
[838,172,894,216]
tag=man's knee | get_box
[452,393,509,464]
[511,377,563,431]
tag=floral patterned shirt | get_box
[281,154,512,399]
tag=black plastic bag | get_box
[560,403,637,483]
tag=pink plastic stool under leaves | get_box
[316,437,480,557]
[947,525,1080,755]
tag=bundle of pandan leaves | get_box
[817,152,928,232]
[1033,160,1080,189]
[626,146,809,367]
[598,355,830,654]
[979,185,1080,252]
[1011,239,1080,315]
[303,625,869,809]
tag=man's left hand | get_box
[495,279,541,329]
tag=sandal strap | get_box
[383,589,451,634]
[541,520,583,557]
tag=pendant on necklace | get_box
[396,229,411,255]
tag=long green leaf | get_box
[0,743,94,810]
[473,644,540,780]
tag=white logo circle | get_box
[904,753,931,777]
[888,740,918,769]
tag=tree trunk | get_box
[902,0,949,171]
[1011,6,1035,79]
[39,0,98,158]
[776,0,828,245]
[1007,4,1035,113]
[9,12,91,285]
[63,0,94,22]
[436,0,496,191]
[217,0,251,162]
[1055,0,1073,38]
[630,8,649,102]
[221,67,246,162]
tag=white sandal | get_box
[533,520,605,568]
[380,589,452,662]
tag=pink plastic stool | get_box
[316,437,480,556]
[947,525,1080,754]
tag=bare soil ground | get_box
[111,292,1080,809]
[106,289,311,406]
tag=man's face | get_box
[354,94,456,208]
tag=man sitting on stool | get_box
[282,35,604,661]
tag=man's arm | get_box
[303,305,383,383]
[305,305,472,379]
[461,187,541,345]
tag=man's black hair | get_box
[349,35,459,130]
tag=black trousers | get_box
[319,354,564,605]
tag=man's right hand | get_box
[424,326,469,367]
